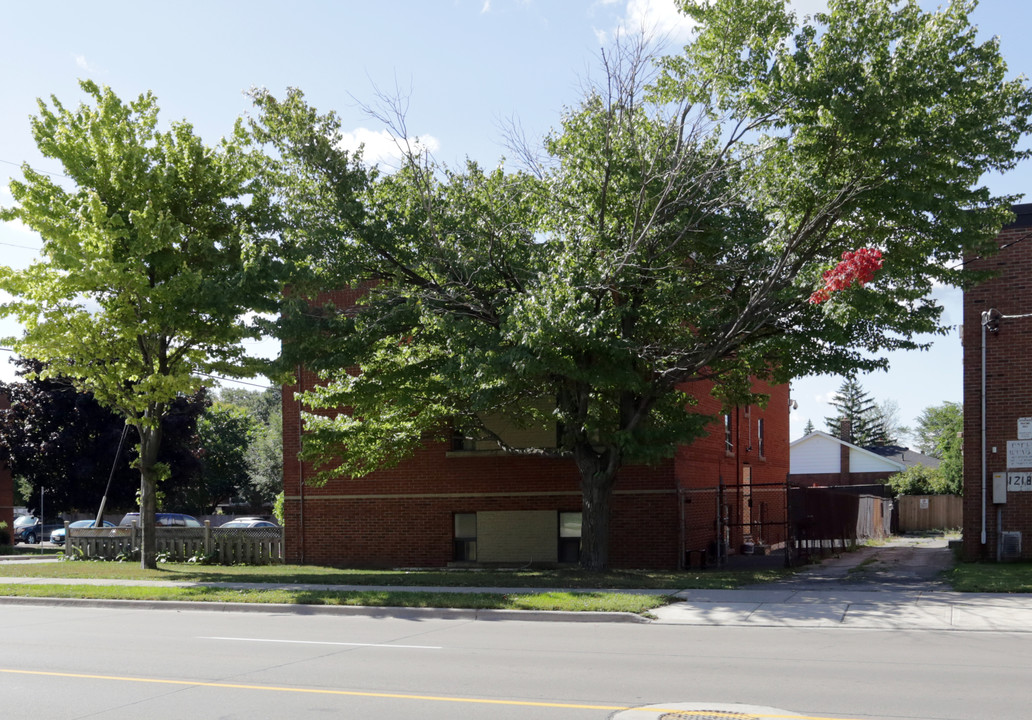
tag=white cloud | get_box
[600,0,698,47]
[481,0,491,13]
[2,218,37,238]
[74,54,95,72]
[814,389,838,404]
[790,0,828,19]
[603,0,829,48]
[337,128,441,169]
[626,0,698,42]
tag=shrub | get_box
[887,464,953,496]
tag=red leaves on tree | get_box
[809,248,883,304]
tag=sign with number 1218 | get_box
[1008,472,1032,491]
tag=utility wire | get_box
[0,348,277,389]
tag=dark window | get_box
[453,513,477,561]
[757,418,765,458]
[725,413,733,454]
[557,512,582,563]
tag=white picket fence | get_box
[66,521,284,564]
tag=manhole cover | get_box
[660,709,759,713]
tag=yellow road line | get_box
[0,668,869,719]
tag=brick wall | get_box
[282,291,791,570]
[963,203,1032,560]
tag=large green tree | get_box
[209,387,283,510]
[0,358,205,517]
[183,402,258,513]
[0,82,280,568]
[913,401,963,494]
[258,0,1030,569]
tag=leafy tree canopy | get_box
[256,0,1029,569]
[912,401,963,494]
[0,81,282,566]
[887,463,956,496]
[183,402,257,514]
[0,358,206,518]
[913,401,963,457]
[209,387,283,510]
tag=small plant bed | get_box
[944,562,1032,593]
[0,560,792,590]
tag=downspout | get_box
[677,487,685,570]
[980,312,988,546]
[296,364,306,564]
[736,406,744,545]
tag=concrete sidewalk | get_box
[651,588,1032,631]
[0,574,1030,630]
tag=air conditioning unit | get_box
[1001,531,1022,560]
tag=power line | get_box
[0,158,67,179]
[0,348,276,389]
[0,240,41,251]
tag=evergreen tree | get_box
[824,378,890,446]
[803,419,815,435]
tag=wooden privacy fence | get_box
[897,495,962,532]
[66,522,284,564]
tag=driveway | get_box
[751,534,954,591]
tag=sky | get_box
[1,0,1030,442]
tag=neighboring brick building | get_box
[963,203,1032,561]
[282,292,792,569]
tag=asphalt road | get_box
[2,603,1029,720]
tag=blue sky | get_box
[1,0,1030,441]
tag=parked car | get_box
[13,515,41,544]
[219,518,279,529]
[49,520,116,545]
[118,512,202,527]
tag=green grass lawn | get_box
[0,583,670,613]
[0,559,791,589]
[0,558,793,614]
[943,562,1032,592]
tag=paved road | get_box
[3,603,1030,720]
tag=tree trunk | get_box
[575,448,618,571]
[137,420,162,570]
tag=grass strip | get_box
[0,559,790,590]
[943,562,1032,593]
[0,583,671,614]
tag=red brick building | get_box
[963,203,1032,561]
[281,295,792,569]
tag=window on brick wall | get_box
[453,513,477,562]
[757,418,765,458]
[558,511,582,563]
[725,413,734,454]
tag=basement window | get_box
[453,513,477,562]
[558,511,582,564]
